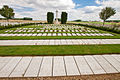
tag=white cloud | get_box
[0,0,76,20]
[0,0,120,21]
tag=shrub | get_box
[47,12,54,24]
[61,12,68,24]
[0,23,41,30]
[74,23,120,34]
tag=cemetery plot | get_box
[0,24,114,37]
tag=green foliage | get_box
[99,7,116,25]
[61,12,68,24]
[23,17,33,20]
[73,19,82,22]
[106,20,120,23]
[0,5,15,20]
[47,12,54,24]
[55,18,61,21]
[0,18,6,20]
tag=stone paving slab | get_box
[0,55,119,78]
[0,57,22,77]
[93,55,118,73]
[38,57,53,77]
[84,56,106,74]
[0,39,120,45]
[53,56,66,76]
[103,55,120,72]
[24,57,42,77]
[10,57,32,77]
[74,56,93,75]
[64,56,80,76]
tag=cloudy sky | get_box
[0,0,120,21]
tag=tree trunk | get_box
[7,19,9,25]
[103,20,105,26]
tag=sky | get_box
[0,0,120,21]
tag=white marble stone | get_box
[10,57,32,77]
[0,57,21,77]
[74,56,93,75]
[39,57,53,76]
[64,56,80,75]
[84,56,106,74]
[53,56,66,76]
[24,57,42,77]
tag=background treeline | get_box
[106,20,120,23]
[0,17,33,20]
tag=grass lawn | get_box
[0,44,120,56]
[0,36,120,40]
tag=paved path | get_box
[0,55,120,78]
[0,39,120,45]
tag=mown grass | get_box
[0,44,120,56]
[0,35,120,40]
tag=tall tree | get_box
[47,12,54,24]
[61,12,68,24]
[0,5,15,20]
[99,7,116,26]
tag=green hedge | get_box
[0,23,41,30]
[72,23,120,34]
[106,20,120,23]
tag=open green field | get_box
[0,44,120,56]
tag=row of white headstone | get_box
[5,29,99,33]
[39,24,87,29]
[0,22,35,26]
[0,33,113,36]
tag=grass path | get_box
[0,44,120,56]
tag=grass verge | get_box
[0,35,120,40]
[0,44,120,56]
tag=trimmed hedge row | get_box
[0,23,41,30]
[72,23,120,34]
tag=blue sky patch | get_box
[73,0,101,9]
[14,6,35,12]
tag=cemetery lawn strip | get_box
[0,35,120,40]
[0,44,120,56]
